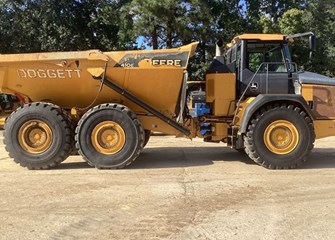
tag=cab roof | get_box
[228,34,289,47]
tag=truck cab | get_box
[192,32,335,169]
[225,34,298,98]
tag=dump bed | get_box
[0,43,198,116]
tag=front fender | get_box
[239,94,314,134]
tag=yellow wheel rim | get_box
[18,120,53,154]
[91,121,126,155]
[264,120,299,155]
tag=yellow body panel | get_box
[314,120,335,139]
[206,73,236,116]
[211,122,229,141]
[234,97,255,128]
[138,115,180,136]
[301,84,313,101]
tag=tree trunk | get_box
[152,25,158,49]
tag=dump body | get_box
[0,43,198,118]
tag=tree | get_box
[244,0,307,33]
[128,0,190,49]
[0,0,334,77]
[186,0,248,79]
[277,8,310,69]
[305,0,335,76]
[277,1,335,76]
[259,0,305,21]
[0,0,135,53]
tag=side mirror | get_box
[309,35,316,60]
[309,35,316,52]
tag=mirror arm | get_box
[285,32,315,40]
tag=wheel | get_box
[75,103,144,169]
[60,109,77,155]
[235,148,245,154]
[244,104,315,169]
[4,102,74,169]
[143,130,151,148]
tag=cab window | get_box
[226,44,241,65]
[246,43,286,73]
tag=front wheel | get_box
[244,104,315,169]
[75,104,144,169]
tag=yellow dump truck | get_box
[1,32,335,169]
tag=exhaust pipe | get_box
[215,39,224,57]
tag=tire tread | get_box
[243,103,315,169]
[75,103,144,169]
[4,102,74,169]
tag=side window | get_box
[236,46,241,61]
[227,45,241,63]
[236,45,241,69]
[226,49,231,63]
[231,45,237,62]
[226,44,241,66]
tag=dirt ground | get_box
[1,131,335,240]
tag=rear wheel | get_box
[244,104,315,169]
[143,130,151,148]
[75,103,144,169]
[4,102,74,169]
[235,148,245,154]
[60,109,77,155]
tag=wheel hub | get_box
[264,120,299,155]
[91,121,126,155]
[18,120,53,154]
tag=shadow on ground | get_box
[53,161,91,170]
[53,147,335,170]
[301,148,335,169]
[129,147,254,169]
[54,147,253,170]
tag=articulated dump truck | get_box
[1,32,335,170]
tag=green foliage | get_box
[305,0,335,76]
[0,0,135,53]
[259,15,279,33]
[259,0,305,21]
[278,8,306,34]
[127,0,191,49]
[278,8,310,70]
[0,0,333,76]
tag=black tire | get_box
[235,148,245,154]
[4,102,74,169]
[143,130,151,148]
[244,104,315,169]
[59,109,77,155]
[75,103,144,169]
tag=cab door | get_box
[239,41,293,98]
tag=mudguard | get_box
[239,94,314,134]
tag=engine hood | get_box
[298,71,335,86]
